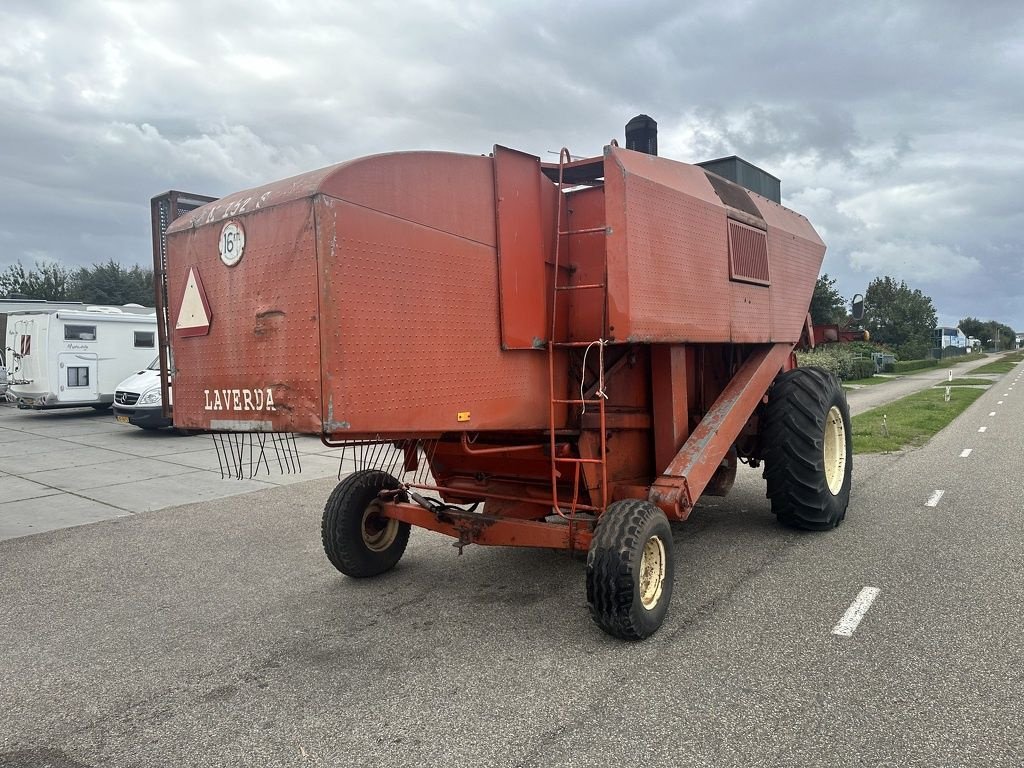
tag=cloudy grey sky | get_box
[2,0,1022,328]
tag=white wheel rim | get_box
[824,405,847,495]
[639,535,666,610]
[361,501,398,552]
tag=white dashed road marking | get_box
[926,490,945,507]
[979,426,987,433]
[960,449,973,458]
[833,587,881,637]
[989,412,996,417]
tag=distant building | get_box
[934,326,967,349]
[1016,333,1024,350]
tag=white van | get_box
[6,308,158,409]
[112,358,172,430]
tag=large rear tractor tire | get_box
[322,470,411,577]
[586,499,675,640]
[762,366,852,530]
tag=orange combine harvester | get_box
[154,116,863,639]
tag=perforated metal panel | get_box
[167,154,569,437]
[752,197,824,341]
[605,151,732,342]
[165,147,825,441]
[493,146,548,349]
[317,197,557,434]
[167,198,324,433]
[603,147,823,344]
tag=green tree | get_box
[957,316,988,345]
[70,260,155,306]
[986,320,1016,352]
[958,316,1015,350]
[809,273,846,326]
[0,261,74,300]
[863,276,937,360]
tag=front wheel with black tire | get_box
[586,499,675,640]
[762,366,852,530]
[322,470,411,577]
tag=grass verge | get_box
[851,387,985,453]
[932,378,994,387]
[843,375,894,387]
[968,352,1024,375]
[949,352,987,365]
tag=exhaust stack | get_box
[625,114,658,156]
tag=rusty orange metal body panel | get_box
[388,502,592,551]
[167,152,566,435]
[492,146,553,350]
[165,142,827,551]
[601,147,822,343]
[648,342,795,516]
[170,194,324,433]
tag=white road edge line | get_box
[960,448,972,457]
[833,587,881,637]
[926,490,945,507]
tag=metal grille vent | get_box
[115,391,140,406]
[728,220,770,285]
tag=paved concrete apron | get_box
[0,404,349,541]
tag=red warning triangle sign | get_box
[176,266,213,337]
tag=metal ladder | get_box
[546,148,609,520]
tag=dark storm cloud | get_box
[1,0,1022,326]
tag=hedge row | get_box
[795,348,875,381]
[848,358,876,379]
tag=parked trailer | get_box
[6,308,158,410]
[163,121,861,639]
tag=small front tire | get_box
[322,470,411,577]
[586,499,675,640]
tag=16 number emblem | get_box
[219,220,245,266]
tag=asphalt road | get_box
[1,361,1022,767]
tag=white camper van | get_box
[112,357,173,429]
[6,308,158,410]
